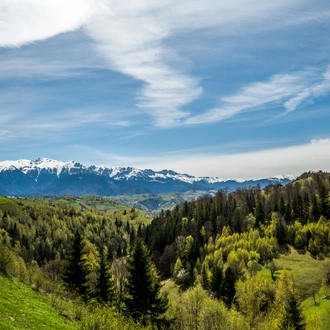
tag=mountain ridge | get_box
[0,157,295,196]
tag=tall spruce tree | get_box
[63,230,88,296]
[210,263,223,298]
[124,238,168,325]
[95,245,115,303]
[278,291,306,330]
[220,266,236,307]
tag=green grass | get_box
[0,274,78,330]
[260,246,330,329]
[302,296,330,329]
[0,196,14,208]
[273,247,329,298]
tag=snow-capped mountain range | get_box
[0,158,295,196]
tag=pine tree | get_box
[210,263,223,298]
[95,245,115,303]
[220,266,236,307]
[319,186,330,219]
[63,230,89,296]
[255,201,265,228]
[278,291,306,330]
[124,238,168,325]
[201,263,209,291]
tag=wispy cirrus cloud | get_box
[185,66,330,125]
[1,0,330,128]
[85,5,203,127]
[0,55,103,79]
[283,67,330,113]
[84,0,325,127]
[0,107,130,144]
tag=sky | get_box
[1,0,330,179]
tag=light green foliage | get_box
[0,229,15,273]
[83,241,100,292]
[236,274,275,327]
[80,304,153,330]
[184,235,195,260]
[167,285,249,330]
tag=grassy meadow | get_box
[0,275,78,330]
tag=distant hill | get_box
[0,157,294,196]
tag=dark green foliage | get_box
[319,186,330,219]
[311,196,320,222]
[255,201,265,228]
[124,238,168,324]
[275,217,288,245]
[63,230,89,296]
[278,291,306,330]
[210,263,222,298]
[95,245,115,303]
[220,267,236,307]
[201,263,209,291]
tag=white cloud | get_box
[0,54,104,79]
[133,139,330,179]
[1,0,329,127]
[185,67,330,125]
[84,0,330,127]
[85,5,202,127]
[0,107,121,143]
[0,0,108,47]
[284,67,330,113]
[83,138,330,179]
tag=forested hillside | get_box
[144,171,330,280]
[1,171,330,329]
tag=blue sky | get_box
[1,0,330,179]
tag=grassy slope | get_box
[0,275,77,330]
[273,247,329,298]
[260,247,330,329]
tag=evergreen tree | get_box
[276,217,288,246]
[220,266,236,307]
[210,263,223,298]
[201,263,209,291]
[319,186,330,219]
[255,201,265,228]
[95,245,115,303]
[278,291,306,330]
[279,197,286,216]
[63,230,89,296]
[124,238,168,325]
[311,196,320,222]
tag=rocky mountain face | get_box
[0,158,294,196]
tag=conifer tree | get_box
[124,238,168,325]
[278,291,306,330]
[220,266,236,307]
[201,263,209,290]
[255,201,265,228]
[63,230,89,296]
[210,263,223,298]
[95,245,115,303]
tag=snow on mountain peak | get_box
[267,174,297,181]
[0,158,73,176]
[0,157,296,185]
